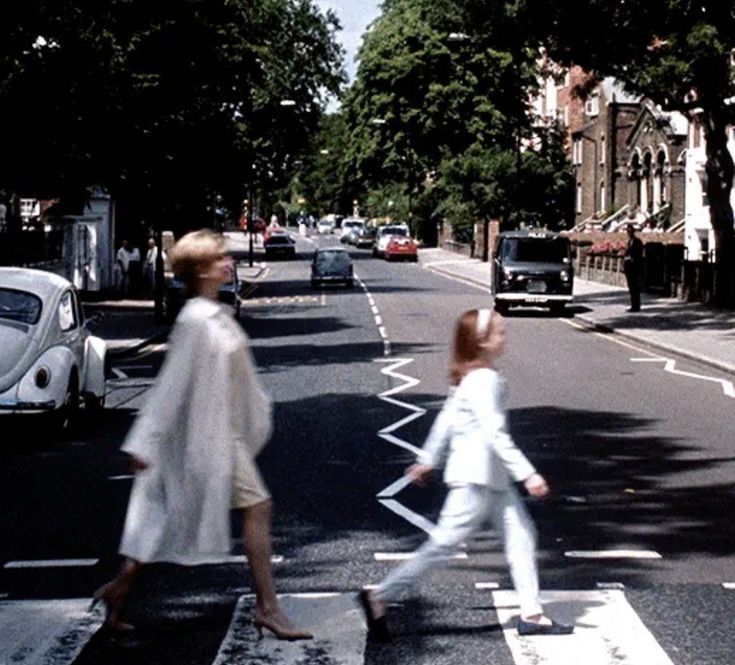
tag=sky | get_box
[315,0,382,82]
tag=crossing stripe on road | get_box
[564,550,662,560]
[212,593,365,665]
[0,599,103,665]
[4,559,99,569]
[493,590,674,665]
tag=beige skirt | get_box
[231,439,271,509]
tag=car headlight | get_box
[560,269,570,282]
[35,366,51,388]
[502,268,514,280]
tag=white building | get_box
[684,119,735,261]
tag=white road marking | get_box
[0,599,103,665]
[597,582,626,590]
[4,559,99,569]
[374,551,467,561]
[723,582,735,589]
[110,367,127,379]
[631,357,735,398]
[475,582,500,589]
[375,315,382,326]
[423,265,494,294]
[374,358,433,533]
[564,550,662,560]
[494,590,674,665]
[320,292,326,307]
[222,555,283,565]
[371,306,379,314]
[213,594,365,665]
[107,474,134,481]
[378,325,387,338]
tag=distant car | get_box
[317,219,335,235]
[0,268,108,430]
[491,230,574,316]
[311,248,354,288]
[340,218,366,243]
[355,226,378,249]
[264,232,296,260]
[373,224,409,257]
[166,261,242,322]
[385,235,418,262]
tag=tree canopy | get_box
[0,0,345,233]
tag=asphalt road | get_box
[1,229,733,664]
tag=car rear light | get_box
[35,366,51,388]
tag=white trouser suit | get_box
[376,367,543,618]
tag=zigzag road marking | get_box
[631,357,735,398]
[375,357,434,534]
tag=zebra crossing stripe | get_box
[0,599,103,665]
[212,593,365,664]
[492,590,674,664]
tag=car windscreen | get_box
[315,251,350,271]
[267,236,292,245]
[382,227,407,237]
[0,288,43,324]
[501,237,570,263]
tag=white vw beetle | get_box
[0,268,108,429]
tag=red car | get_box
[385,236,418,262]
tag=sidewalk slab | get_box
[418,248,735,376]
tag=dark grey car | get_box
[491,231,573,315]
[311,248,354,288]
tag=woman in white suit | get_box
[359,308,573,639]
[93,229,311,641]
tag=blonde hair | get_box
[449,308,495,385]
[170,229,226,293]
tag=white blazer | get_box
[418,368,535,489]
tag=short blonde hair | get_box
[170,229,226,292]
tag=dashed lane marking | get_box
[213,594,365,665]
[475,582,500,590]
[494,590,675,665]
[564,550,662,560]
[4,559,99,569]
[356,275,390,356]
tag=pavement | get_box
[419,246,735,376]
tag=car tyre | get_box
[550,302,565,317]
[346,279,354,288]
[494,300,509,316]
[56,372,80,434]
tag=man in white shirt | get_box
[144,238,159,291]
[115,240,132,294]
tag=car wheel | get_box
[346,279,354,288]
[550,302,565,317]
[494,300,509,316]
[372,248,377,257]
[56,373,79,433]
[85,393,106,412]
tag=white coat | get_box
[418,368,535,489]
[119,297,272,565]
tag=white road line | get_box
[723,582,735,589]
[377,499,437,533]
[3,559,99,569]
[107,474,134,481]
[222,555,283,565]
[564,550,662,560]
[375,315,382,326]
[475,582,500,590]
[494,590,674,665]
[631,357,735,398]
[213,594,365,665]
[596,582,626,590]
[561,319,661,354]
[0,599,104,665]
[320,292,326,306]
[374,551,468,561]
[423,265,494,294]
[110,367,127,379]
[371,306,379,314]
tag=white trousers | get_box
[377,483,543,617]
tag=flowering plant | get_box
[587,239,627,256]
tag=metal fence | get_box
[0,230,64,267]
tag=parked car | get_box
[264,231,296,260]
[355,226,378,249]
[166,260,242,322]
[317,218,335,235]
[385,235,418,262]
[340,218,366,243]
[491,230,574,316]
[311,247,354,288]
[0,268,108,430]
[373,224,409,257]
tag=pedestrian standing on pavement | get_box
[623,223,643,312]
[143,237,159,292]
[358,309,573,640]
[114,240,132,295]
[93,229,312,641]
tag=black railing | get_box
[0,230,64,267]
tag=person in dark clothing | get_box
[623,223,643,312]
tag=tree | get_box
[0,0,345,235]
[538,0,735,299]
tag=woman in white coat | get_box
[93,229,311,641]
[359,308,573,639]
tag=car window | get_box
[316,251,351,270]
[58,291,77,331]
[267,236,292,245]
[382,227,407,237]
[72,289,84,326]
[502,237,570,263]
[0,288,42,324]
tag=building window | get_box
[600,136,605,165]
[576,185,583,213]
[573,138,582,165]
[599,182,606,213]
[584,96,599,117]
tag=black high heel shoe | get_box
[357,589,391,642]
